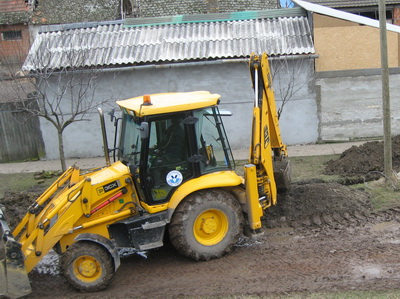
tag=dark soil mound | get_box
[0,189,43,230]
[265,182,373,228]
[324,136,400,179]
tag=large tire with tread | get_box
[60,241,115,292]
[168,189,244,261]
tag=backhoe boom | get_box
[247,53,290,211]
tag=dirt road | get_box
[25,207,400,299]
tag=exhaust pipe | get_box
[98,107,111,167]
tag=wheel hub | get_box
[201,218,217,234]
[73,255,102,282]
[78,258,97,278]
[193,209,229,246]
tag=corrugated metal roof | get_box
[303,0,400,8]
[23,11,315,71]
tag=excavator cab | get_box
[119,112,192,204]
[117,100,235,205]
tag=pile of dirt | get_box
[265,182,373,228]
[324,135,400,180]
[0,188,43,230]
[0,182,373,231]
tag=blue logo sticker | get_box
[166,170,183,187]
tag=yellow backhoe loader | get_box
[0,53,290,298]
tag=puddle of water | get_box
[265,227,298,243]
[353,263,400,280]
[372,221,400,232]
[387,239,400,244]
[353,264,382,279]
[361,266,381,276]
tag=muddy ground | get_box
[26,207,400,298]
[2,138,400,298]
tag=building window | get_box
[347,8,394,24]
[359,10,393,23]
[2,31,22,41]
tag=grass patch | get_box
[236,154,341,182]
[0,173,38,198]
[368,186,400,211]
[290,154,341,182]
[0,173,54,199]
[352,182,400,212]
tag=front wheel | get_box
[168,189,244,261]
[60,241,115,292]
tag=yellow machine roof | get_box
[116,91,220,117]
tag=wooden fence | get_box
[0,101,45,163]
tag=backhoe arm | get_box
[246,53,290,216]
[249,53,288,161]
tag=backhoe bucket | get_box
[0,208,31,298]
[273,160,291,191]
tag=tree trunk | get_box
[57,129,67,171]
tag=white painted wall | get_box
[317,72,400,141]
[39,60,318,159]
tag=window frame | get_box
[1,31,22,41]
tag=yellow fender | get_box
[166,171,243,219]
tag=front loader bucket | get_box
[273,160,291,192]
[0,208,31,298]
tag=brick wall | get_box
[393,6,400,26]
[0,0,28,12]
[0,24,30,65]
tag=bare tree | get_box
[269,56,314,119]
[25,72,111,171]
[1,33,113,171]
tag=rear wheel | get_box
[169,189,244,261]
[60,241,114,292]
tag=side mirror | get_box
[139,122,149,139]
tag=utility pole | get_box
[379,0,394,180]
